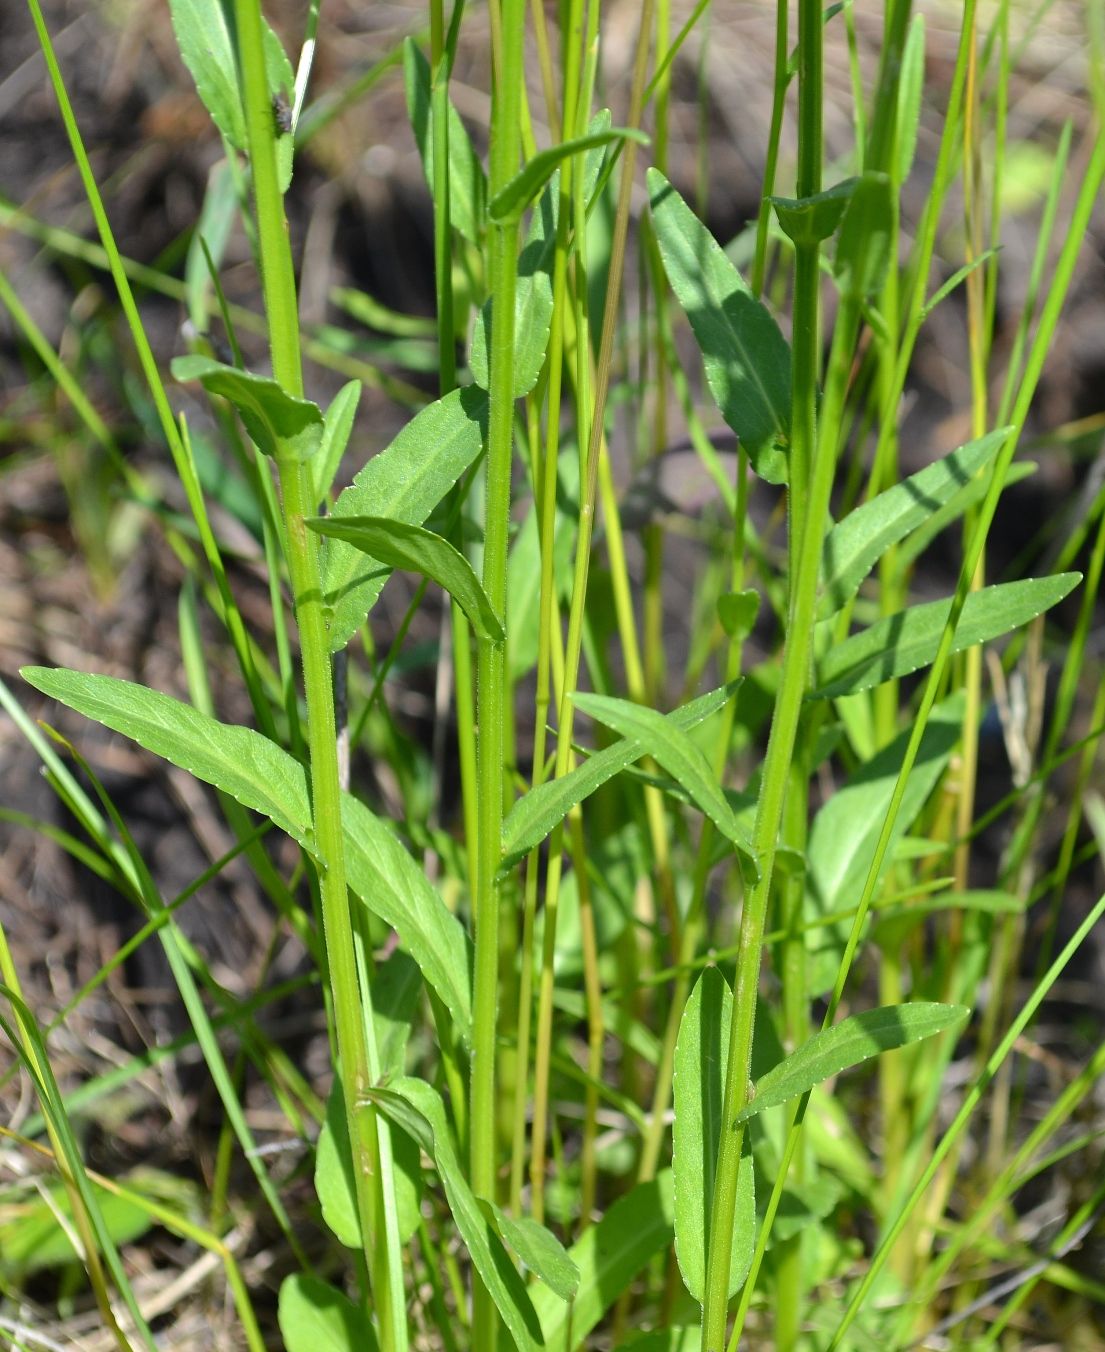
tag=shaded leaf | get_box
[811,573,1081,699]
[573,693,758,877]
[367,1079,544,1351]
[501,682,740,872]
[309,516,503,642]
[717,588,759,639]
[736,1003,969,1124]
[648,169,791,483]
[673,968,755,1303]
[278,1274,379,1352]
[323,385,488,652]
[834,172,895,300]
[172,355,324,464]
[818,429,1009,619]
[530,1172,675,1350]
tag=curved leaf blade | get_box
[489,127,649,223]
[736,1003,969,1125]
[812,573,1081,700]
[172,355,324,463]
[308,516,504,642]
[648,169,791,483]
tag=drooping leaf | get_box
[172,355,324,464]
[572,693,757,877]
[530,1172,675,1350]
[323,385,488,652]
[315,1077,422,1251]
[367,1079,545,1351]
[21,667,315,854]
[673,968,755,1303]
[818,428,1010,619]
[648,169,791,484]
[735,1003,969,1125]
[487,1203,579,1301]
[770,178,856,246]
[501,681,740,872]
[278,1274,379,1352]
[315,380,362,502]
[403,38,487,243]
[470,110,614,397]
[717,588,759,640]
[342,794,473,1045]
[804,694,963,995]
[811,573,1081,699]
[489,127,649,222]
[308,516,504,642]
[834,171,895,300]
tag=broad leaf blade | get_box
[172,355,324,463]
[278,1274,379,1352]
[323,385,488,652]
[736,1003,969,1124]
[367,1079,544,1351]
[21,668,314,853]
[648,169,791,484]
[309,516,504,642]
[531,1173,676,1350]
[501,682,740,872]
[673,968,755,1303]
[812,573,1081,700]
[573,692,758,877]
[818,429,1010,619]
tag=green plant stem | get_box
[233,0,404,1342]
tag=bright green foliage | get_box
[717,589,759,639]
[488,126,648,222]
[315,381,363,503]
[172,355,325,463]
[770,178,856,246]
[278,1274,380,1352]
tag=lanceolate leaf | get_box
[673,968,755,1303]
[489,127,649,222]
[530,1172,676,1351]
[573,693,758,877]
[648,169,791,484]
[308,516,504,642]
[834,171,894,301]
[323,385,488,652]
[168,0,246,147]
[20,668,314,852]
[501,682,740,872]
[734,1003,969,1124]
[366,1079,545,1352]
[896,14,927,185]
[487,1204,580,1301]
[20,667,474,1044]
[811,573,1081,700]
[315,380,362,502]
[403,38,487,244]
[172,355,324,464]
[278,1274,379,1352]
[818,429,1010,619]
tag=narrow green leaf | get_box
[735,1003,970,1125]
[811,573,1081,699]
[315,1077,421,1251]
[818,429,1010,619]
[872,889,1023,944]
[804,695,963,996]
[403,39,487,243]
[308,516,504,642]
[262,20,296,193]
[323,385,488,652]
[573,692,758,877]
[342,794,473,1045]
[278,1274,379,1352]
[896,15,926,184]
[315,380,362,502]
[501,681,741,872]
[20,667,315,853]
[168,0,246,148]
[487,1204,579,1301]
[717,588,759,639]
[897,460,1035,570]
[19,668,474,1043]
[770,178,856,246]
[489,127,649,222]
[648,168,791,484]
[834,171,895,300]
[530,1173,676,1350]
[172,355,324,463]
[366,1079,545,1352]
[674,968,755,1303]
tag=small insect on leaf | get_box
[272,92,293,135]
